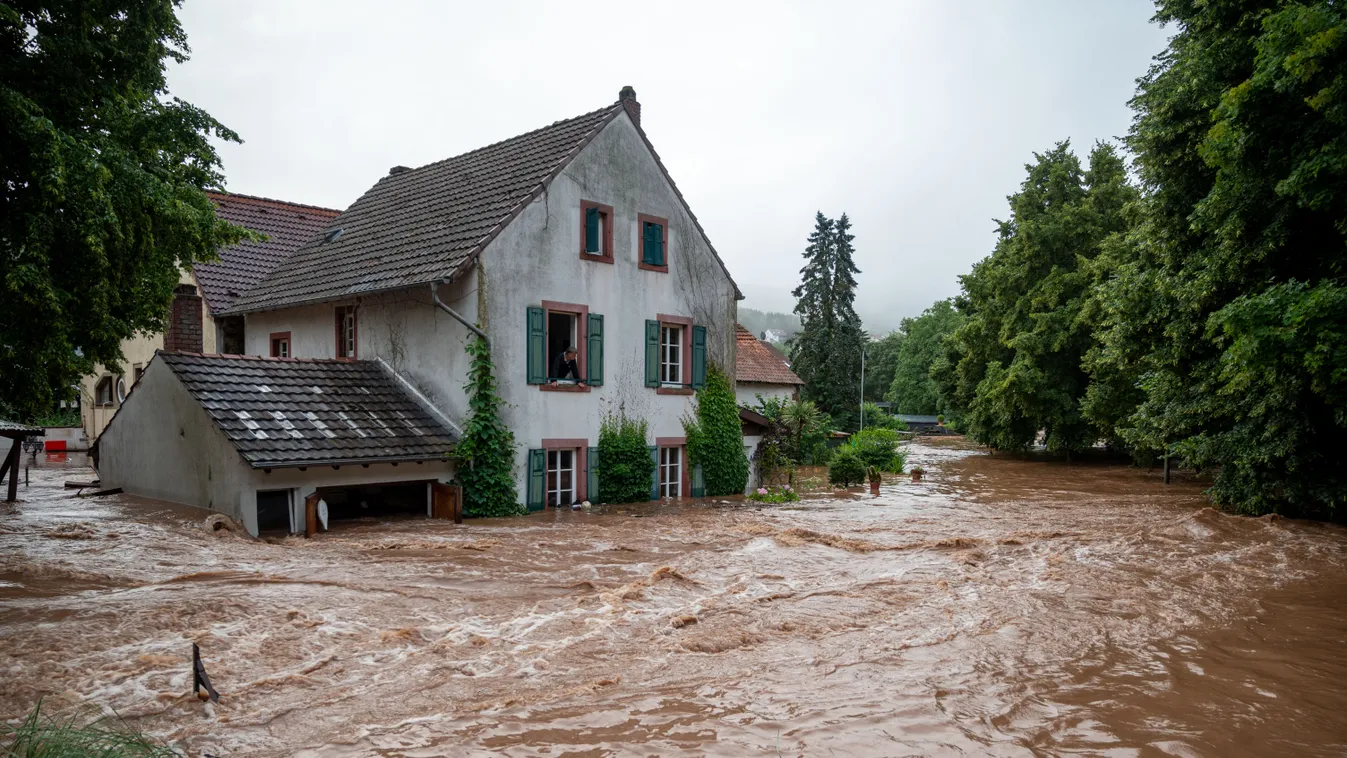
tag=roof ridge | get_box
[159,350,370,365]
[385,102,623,181]
[206,190,342,217]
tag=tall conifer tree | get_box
[791,211,864,428]
[791,213,835,401]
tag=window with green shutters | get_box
[587,313,604,386]
[638,213,669,271]
[528,305,603,388]
[526,307,546,384]
[644,319,661,387]
[644,318,707,391]
[587,446,599,503]
[691,325,707,389]
[580,201,614,262]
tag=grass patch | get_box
[2,701,176,757]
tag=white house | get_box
[96,87,743,534]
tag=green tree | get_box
[1,1,248,419]
[456,337,521,517]
[940,142,1137,454]
[791,212,864,427]
[863,331,904,402]
[1088,1,1347,516]
[684,365,749,496]
[885,299,964,415]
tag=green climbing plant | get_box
[684,365,749,496]
[597,410,655,504]
[455,336,522,517]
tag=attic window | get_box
[579,201,614,263]
[323,228,344,244]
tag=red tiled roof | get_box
[735,324,803,385]
[195,192,341,313]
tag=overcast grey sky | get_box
[168,1,1170,332]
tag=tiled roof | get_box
[0,419,44,438]
[194,192,341,313]
[158,353,458,468]
[224,104,624,313]
[735,325,803,385]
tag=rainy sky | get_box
[168,0,1171,332]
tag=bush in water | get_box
[828,448,867,487]
[597,411,655,504]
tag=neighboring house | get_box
[761,328,792,344]
[97,87,743,534]
[80,193,341,441]
[735,325,803,407]
[895,414,944,434]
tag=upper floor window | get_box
[527,303,604,389]
[580,201,614,263]
[335,306,357,358]
[95,376,115,406]
[644,317,707,393]
[270,332,291,358]
[638,213,669,272]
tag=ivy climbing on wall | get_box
[684,364,749,496]
[456,336,522,517]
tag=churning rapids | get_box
[3,438,1346,757]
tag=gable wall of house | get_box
[736,382,799,408]
[482,112,739,501]
[81,270,218,441]
[96,356,252,523]
[240,271,480,427]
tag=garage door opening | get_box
[314,481,430,528]
[256,489,292,534]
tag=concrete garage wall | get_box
[483,113,740,499]
[735,382,797,408]
[242,273,479,428]
[96,357,252,524]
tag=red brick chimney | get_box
[619,86,639,129]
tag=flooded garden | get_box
[2,438,1345,756]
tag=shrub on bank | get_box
[597,411,655,504]
[828,448,867,487]
[747,485,799,504]
[850,428,905,473]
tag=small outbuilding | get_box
[735,325,803,406]
[896,414,944,434]
[95,352,461,536]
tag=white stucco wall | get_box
[242,274,479,426]
[735,382,798,409]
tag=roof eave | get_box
[250,452,455,470]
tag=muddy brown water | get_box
[2,438,1345,756]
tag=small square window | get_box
[580,201,614,262]
[638,214,669,272]
[270,332,291,358]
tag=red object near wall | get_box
[44,440,66,452]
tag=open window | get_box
[270,331,291,358]
[638,213,669,272]
[335,307,357,358]
[527,303,604,389]
[579,200,614,263]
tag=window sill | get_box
[541,383,592,393]
[656,386,694,396]
[638,262,669,273]
[579,251,614,264]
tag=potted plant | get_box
[867,465,882,495]
[936,414,945,426]
[910,465,924,482]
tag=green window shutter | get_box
[526,306,546,384]
[691,462,705,498]
[642,223,665,266]
[691,325,708,389]
[649,445,659,500]
[587,313,604,386]
[527,449,546,511]
[587,446,600,503]
[585,207,600,253]
[645,319,661,387]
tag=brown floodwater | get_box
[2,438,1345,757]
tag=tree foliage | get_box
[456,337,521,517]
[597,410,654,504]
[1086,0,1347,516]
[684,365,749,496]
[886,298,964,415]
[939,142,1137,454]
[863,332,903,402]
[827,447,866,487]
[791,212,864,428]
[1,1,248,418]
